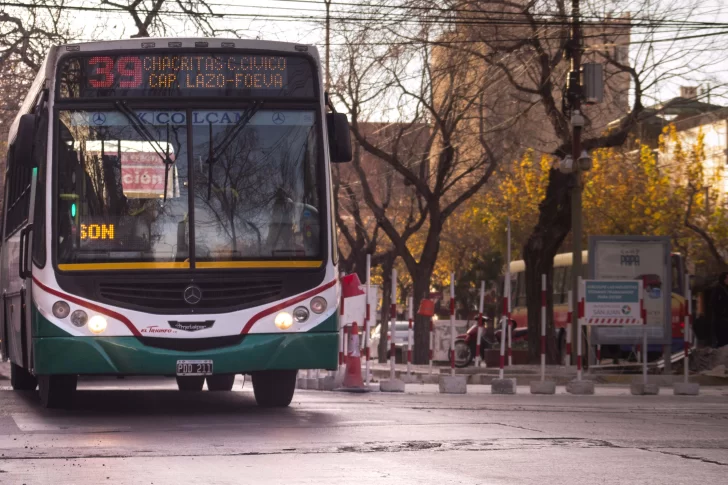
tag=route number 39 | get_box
[88,56,143,89]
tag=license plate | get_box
[176,360,213,376]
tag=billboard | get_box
[588,236,671,345]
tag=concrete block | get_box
[530,380,556,395]
[566,379,595,395]
[401,374,419,384]
[630,382,660,395]
[439,375,467,394]
[380,379,405,392]
[296,378,307,390]
[673,382,700,396]
[305,378,319,390]
[318,376,337,391]
[491,378,517,395]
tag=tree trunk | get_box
[522,168,573,364]
[411,269,433,364]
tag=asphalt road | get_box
[0,370,726,484]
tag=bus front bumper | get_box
[32,332,338,375]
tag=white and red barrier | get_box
[475,281,485,368]
[429,317,434,374]
[540,274,546,381]
[566,290,572,368]
[449,273,456,376]
[407,296,413,376]
[364,254,372,386]
[389,268,397,381]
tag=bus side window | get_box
[553,267,565,304]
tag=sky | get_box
[15,0,728,107]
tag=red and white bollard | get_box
[389,269,397,380]
[499,279,509,380]
[407,296,413,376]
[540,274,546,381]
[429,317,434,374]
[449,274,456,377]
[507,321,513,367]
[566,290,573,368]
[364,254,371,386]
[674,274,699,395]
[596,345,601,364]
[475,281,485,368]
[577,292,584,381]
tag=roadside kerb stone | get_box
[491,378,517,394]
[630,382,660,395]
[673,382,700,396]
[439,375,467,394]
[318,375,337,391]
[305,378,319,390]
[530,380,556,394]
[380,379,406,392]
[401,374,419,384]
[566,379,595,395]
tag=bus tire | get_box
[38,375,77,409]
[176,376,205,391]
[11,362,38,391]
[206,374,235,391]
[251,370,297,408]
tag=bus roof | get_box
[508,250,588,274]
[8,38,321,144]
[54,38,319,59]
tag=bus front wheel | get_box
[10,362,37,391]
[38,375,77,409]
[251,370,297,407]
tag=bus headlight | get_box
[293,306,309,323]
[88,315,108,334]
[310,297,327,314]
[70,310,88,327]
[274,312,293,330]
[52,301,70,319]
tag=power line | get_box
[1,1,728,31]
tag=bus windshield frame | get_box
[52,50,327,272]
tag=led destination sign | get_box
[59,53,315,98]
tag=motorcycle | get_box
[453,319,498,368]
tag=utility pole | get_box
[569,0,583,365]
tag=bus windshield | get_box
[56,108,320,267]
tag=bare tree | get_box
[418,0,728,362]
[331,5,517,363]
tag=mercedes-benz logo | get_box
[92,112,107,125]
[183,285,202,305]
[272,112,285,125]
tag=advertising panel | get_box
[589,236,671,345]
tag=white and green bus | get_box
[1,38,351,408]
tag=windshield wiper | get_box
[114,102,176,201]
[205,101,262,200]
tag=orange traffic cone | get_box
[338,322,369,392]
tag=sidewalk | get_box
[366,362,728,386]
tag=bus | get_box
[508,250,688,362]
[0,38,352,408]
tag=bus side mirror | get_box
[15,114,37,166]
[327,113,352,163]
